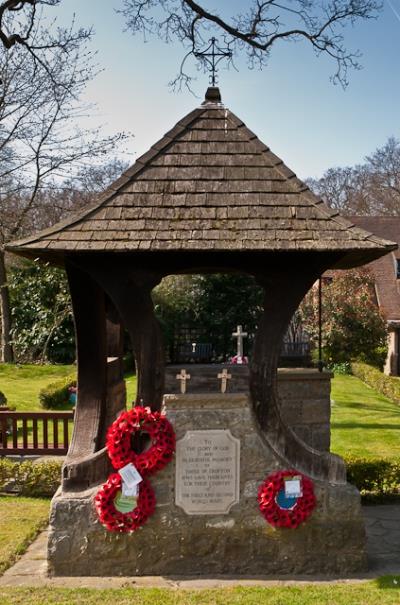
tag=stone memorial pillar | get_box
[48,392,366,576]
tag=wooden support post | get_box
[63,262,108,489]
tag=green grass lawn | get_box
[330,375,400,460]
[0,364,137,412]
[0,364,75,412]
[0,495,50,575]
[0,581,400,605]
[125,372,137,403]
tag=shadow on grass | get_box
[376,576,400,589]
[333,401,400,414]
[331,422,400,430]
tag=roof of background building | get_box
[350,216,400,321]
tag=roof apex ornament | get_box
[194,37,232,87]
[203,86,222,104]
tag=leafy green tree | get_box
[9,260,74,363]
[153,273,263,361]
[299,268,388,368]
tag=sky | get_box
[53,0,400,179]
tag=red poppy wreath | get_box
[106,406,176,475]
[95,473,156,533]
[257,470,316,529]
[95,406,175,533]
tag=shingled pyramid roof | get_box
[7,87,396,266]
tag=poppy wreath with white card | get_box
[95,406,175,533]
[257,470,316,529]
[95,473,156,533]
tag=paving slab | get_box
[0,506,399,589]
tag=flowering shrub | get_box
[300,268,387,367]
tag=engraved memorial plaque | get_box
[175,429,240,515]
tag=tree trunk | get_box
[0,249,14,363]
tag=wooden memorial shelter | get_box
[7,87,397,576]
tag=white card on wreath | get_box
[121,481,139,497]
[284,476,302,498]
[118,463,142,489]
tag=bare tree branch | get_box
[0,4,130,361]
[121,0,382,87]
[307,137,400,216]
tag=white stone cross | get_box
[176,369,191,394]
[232,325,248,357]
[218,368,232,394]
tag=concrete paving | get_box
[0,505,399,589]
[364,505,400,575]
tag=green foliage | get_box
[0,391,7,406]
[153,273,263,361]
[0,459,61,497]
[9,259,75,364]
[344,456,400,502]
[300,268,388,367]
[351,362,400,406]
[39,373,76,409]
[328,361,352,375]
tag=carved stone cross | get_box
[218,368,232,394]
[176,369,191,394]
[232,325,248,357]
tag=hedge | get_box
[0,455,398,502]
[0,459,62,497]
[39,373,76,409]
[351,362,400,406]
[344,456,400,502]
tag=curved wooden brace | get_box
[63,263,128,491]
[250,268,346,484]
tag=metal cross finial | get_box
[194,37,232,86]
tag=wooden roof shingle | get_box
[7,87,397,265]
